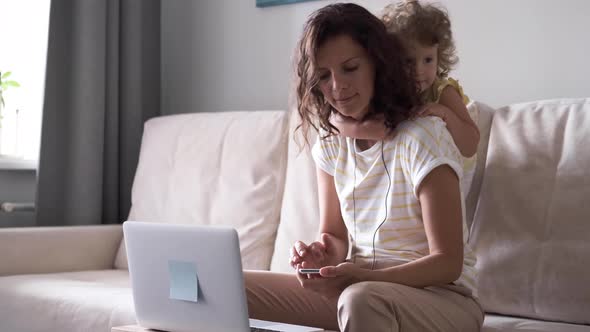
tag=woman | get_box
[244,3,483,331]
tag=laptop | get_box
[123,221,325,332]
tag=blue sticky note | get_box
[168,260,199,302]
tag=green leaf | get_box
[1,71,11,79]
[5,81,20,87]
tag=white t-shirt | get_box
[312,116,476,294]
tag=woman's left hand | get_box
[296,262,369,299]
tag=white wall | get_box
[161,0,590,114]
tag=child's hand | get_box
[330,111,388,140]
[416,103,450,122]
[329,111,361,138]
[330,111,358,125]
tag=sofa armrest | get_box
[0,225,122,276]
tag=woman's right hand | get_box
[289,233,344,272]
[289,240,327,271]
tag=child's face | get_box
[405,41,438,92]
[315,34,376,120]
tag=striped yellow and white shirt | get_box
[312,116,477,295]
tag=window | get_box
[0,0,51,164]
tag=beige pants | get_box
[244,270,484,332]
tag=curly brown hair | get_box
[294,3,420,145]
[381,1,457,77]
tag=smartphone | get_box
[298,268,321,274]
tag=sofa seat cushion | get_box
[0,270,136,332]
[483,314,590,332]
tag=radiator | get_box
[0,202,35,212]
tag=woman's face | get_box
[316,34,376,120]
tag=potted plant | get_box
[0,71,20,154]
[0,71,20,122]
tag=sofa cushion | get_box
[270,110,320,272]
[465,101,496,230]
[483,314,590,332]
[471,98,590,324]
[115,111,289,270]
[0,270,136,332]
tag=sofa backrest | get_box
[270,110,320,272]
[271,101,491,272]
[114,110,289,270]
[470,98,590,325]
[465,102,495,230]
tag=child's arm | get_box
[330,111,390,140]
[420,86,480,157]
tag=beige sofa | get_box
[0,98,589,332]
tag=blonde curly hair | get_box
[381,0,457,77]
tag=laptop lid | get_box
[124,221,250,332]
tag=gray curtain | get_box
[36,0,161,226]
